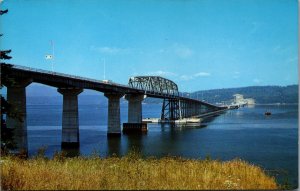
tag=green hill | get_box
[190,85,298,104]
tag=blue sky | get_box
[1,0,298,92]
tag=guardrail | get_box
[10,64,130,88]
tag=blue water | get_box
[27,104,298,188]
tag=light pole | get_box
[51,40,54,72]
[45,40,54,72]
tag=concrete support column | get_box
[185,101,188,118]
[199,104,202,115]
[186,102,190,117]
[125,94,144,123]
[193,104,195,116]
[185,102,188,118]
[189,103,192,117]
[192,104,195,116]
[104,93,124,136]
[200,105,205,114]
[194,103,197,116]
[184,101,188,118]
[189,102,192,117]
[58,88,83,148]
[181,101,185,118]
[6,78,32,154]
[179,100,183,119]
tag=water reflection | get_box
[247,105,255,108]
[107,136,121,156]
[124,133,145,155]
[61,147,80,157]
[202,115,220,124]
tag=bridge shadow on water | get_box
[61,147,81,157]
[106,115,222,157]
[107,136,122,156]
[60,115,222,158]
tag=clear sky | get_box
[1,0,298,92]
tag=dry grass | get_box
[1,153,278,190]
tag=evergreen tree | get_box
[0,9,12,61]
[0,6,17,154]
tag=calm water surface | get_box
[27,104,298,187]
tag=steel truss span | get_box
[128,76,179,96]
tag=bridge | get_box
[1,63,226,153]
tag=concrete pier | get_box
[178,100,183,119]
[187,101,191,117]
[58,88,83,148]
[6,78,32,154]
[191,102,195,116]
[195,103,198,115]
[123,123,147,134]
[125,94,144,123]
[200,105,206,114]
[182,101,187,118]
[104,93,124,136]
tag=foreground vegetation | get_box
[1,153,278,190]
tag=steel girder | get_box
[128,76,179,96]
[161,98,181,121]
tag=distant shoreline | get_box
[254,103,298,106]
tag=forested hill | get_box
[189,85,298,104]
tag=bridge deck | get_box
[1,63,222,109]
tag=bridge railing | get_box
[8,64,131,88]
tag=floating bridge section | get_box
[1,63,226,154]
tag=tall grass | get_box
[1,153,278,190]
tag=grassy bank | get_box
[1,154,278,190]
